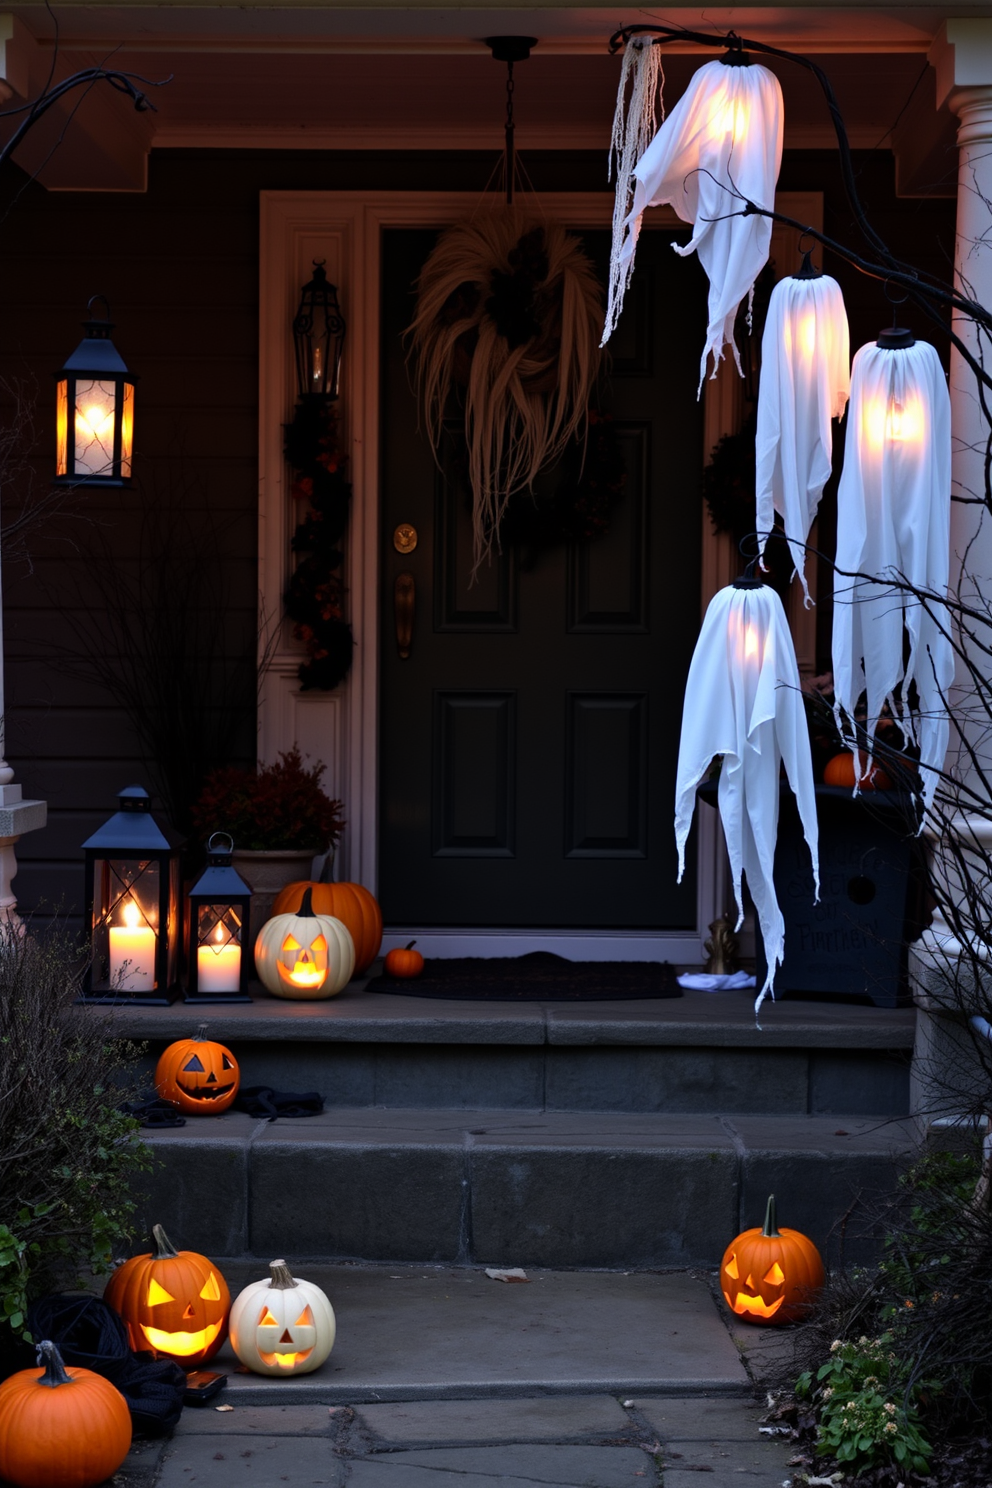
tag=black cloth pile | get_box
[27,1294,187,1434]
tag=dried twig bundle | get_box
[408,208,603,569]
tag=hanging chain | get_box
[504,60,515,206]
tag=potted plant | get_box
[191,748,345,944]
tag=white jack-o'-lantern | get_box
[254,887,354,1000]
[228,1259,336,1376]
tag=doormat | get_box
[365,951,682,1001]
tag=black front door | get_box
[379,225,705,929]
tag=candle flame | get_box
[865,394,924,449]
[123,899,140,929]
[215,925,224,944]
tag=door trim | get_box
[259,189,822,961]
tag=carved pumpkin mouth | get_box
[141,1318,224,1356]
[257,1346,314,1369]
[177,1082,236,1100]
[723,1290,785,1319]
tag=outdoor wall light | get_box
[293,261,346,401]
[184,832,253,1004]
[55,296,136,486]
[80,786,183,1004]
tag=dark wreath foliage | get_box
[283,399,355,691]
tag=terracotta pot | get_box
[231,849,317,962]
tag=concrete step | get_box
[118,982,916,1119]
[134,1107,916,1271]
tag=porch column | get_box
[910,22,992,1134]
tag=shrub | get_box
[0,917,150,1348]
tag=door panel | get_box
[379,225,706,929]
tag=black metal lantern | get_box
[80,786,183,1004]
[292,261,345,401]
[55,295,136,486]
[184,832,253,1004]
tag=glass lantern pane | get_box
[120,382,135,479]
[167,857,180,988]
[91,857,160,992]
[73,378,118,478]
[195,903,243,993]
[56,380,68,476]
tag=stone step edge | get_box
[198,1375,755,1407]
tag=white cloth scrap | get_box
[605,58,784,389]
[677,971,757,991]
[675,583,819,1019]
[756,273,850,602]
[832,339,952,813]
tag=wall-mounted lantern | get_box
[80,786,183,1004]
[55,296,135,486]
[292,261,345,401]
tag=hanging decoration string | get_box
[604,38,664,344]
[504,58,516,206]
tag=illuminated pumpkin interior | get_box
[277,932,329,989]
[722,1251,787,1319]
[255,1302,316,1368]
[177,1050,237,1099]
[139,1270,226,1356]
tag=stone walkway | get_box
[121,1395,795,1488]
[110,1266,798,1488]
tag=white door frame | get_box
[258,189,822,961]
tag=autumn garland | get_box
[283,400,355,691]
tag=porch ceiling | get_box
[0,4,963,191]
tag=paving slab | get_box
[202,1266,748,1402]
[343,1445,651,1486]
[155,1432,342,1487]
[633,1395,772,1440]
[354,1394,630,1444]
[174,1405,335,1435]
[662,1435,794,1488]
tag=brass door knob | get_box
[395,572,415,659]
[393,523,418,554]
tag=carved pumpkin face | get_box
[255,888,355,1000]
[229,1261,336,1377]
[720,1197,825,1327]
[155,1028,240,1115]
[104,1224,231,1365]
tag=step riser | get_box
[138,1042,911,1117]
[136,1121,912,1271]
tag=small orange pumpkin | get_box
[720,1195,825,1326]
[104,1223,231,1365]
[155,1025,240,1115]
[0,1340,132,1488]
[823,750,891,791]
[384,940,424,979]
[271,881,382,974]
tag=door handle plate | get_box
[395,571,415,659]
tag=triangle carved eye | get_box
[222,1054,234,1069]
[148,1278,175,1306]
[724,1253,739,1280]
[199,1271,222,1301]
[259,1307,279,1327]
[763,1262,785,1285]
[293,1306,314,1327]
[183,1054,205,1073]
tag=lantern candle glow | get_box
[196,924,242,994]
[109,898,156,991]
[55,297,136,486]
[184,834,252,1003]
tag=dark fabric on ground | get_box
[234,1086,325,1118]
[366,950,682,1000]
[122,1094,186,1128]
[27,1294,187,1434]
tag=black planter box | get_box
[701,780,924,1008]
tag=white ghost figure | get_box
[756,270,851,602]
[604,56,784,388]
[675,581,819,1019]
[831,337,952,811]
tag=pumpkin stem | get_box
[762,1194,781,1238]
[299,887,315,918]
[405,940,417,951]
[195,1023,208,1041]
[268,1259,298,1290]
[36,1340,73,1387]
[151,1222,181,1259]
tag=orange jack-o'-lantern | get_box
[155,1026,240,1115]
[254,888,354,999]
[720,1195,825,1325]
[229,1260,336,1377]
[103,1224,231,1365]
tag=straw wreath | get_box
[408,208,603,570]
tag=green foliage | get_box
[798,1335,931,1476]
[0,917,151,1343]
